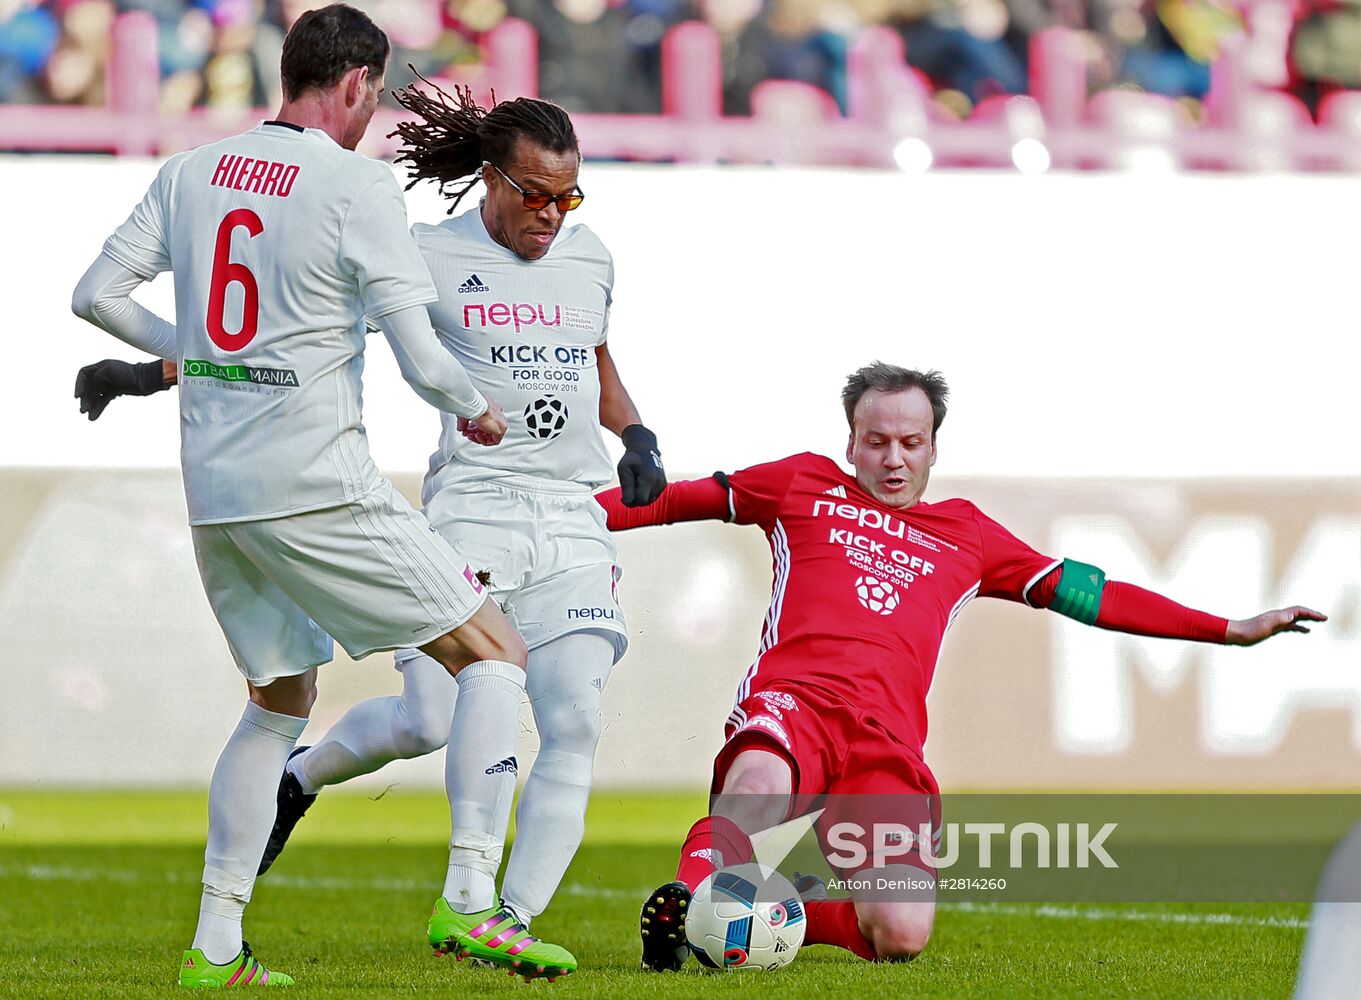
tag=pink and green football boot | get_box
[427,898,575,982]
[179,942,293,988]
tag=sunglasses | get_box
[483,161,584,213]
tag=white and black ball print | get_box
[854,575,900,616]
[524,397,569,440]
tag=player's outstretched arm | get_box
[596,343,666,507]
[373,305,499,441]
[71,253,178,360]
[596,476,731,531]
[1032,561,1326,645]
[1225,607,1327,646]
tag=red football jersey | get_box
[724,453,1060,755]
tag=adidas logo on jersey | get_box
[458,274,490,293]
[823,485,848,498]
[485,756,518,775]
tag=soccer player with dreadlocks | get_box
[76,80,665,981]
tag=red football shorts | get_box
[713,680,941,879]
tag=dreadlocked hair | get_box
[389,73,579,213]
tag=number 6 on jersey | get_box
[207,209,263,351]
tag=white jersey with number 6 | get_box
[102,122,438,525]
[414,208,614,499]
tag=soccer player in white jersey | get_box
[74,81,666,976]
[68,4,578,986]
[317,83,666,971]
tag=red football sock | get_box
[674,815,755,890]
[805,899,877,961]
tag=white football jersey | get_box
[414,207,614,497]
[102,122,438,525]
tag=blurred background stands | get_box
[0,0,1358,166]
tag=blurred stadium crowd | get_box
[1,0,1357,120]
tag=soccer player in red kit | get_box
[597,362,1326,970]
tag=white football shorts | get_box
[395,475,626,668]
[192,478,488,684]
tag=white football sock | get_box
[502,633,614,920]
[1294,820,1361,999]
[291,654,455,794]
[194,700,308,964]
[442,659,526,913]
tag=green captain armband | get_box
[1050,559,1106,625]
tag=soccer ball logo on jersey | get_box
[524,397,568,440]
[854,575,900,616]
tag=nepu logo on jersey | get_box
[465,302,562,333]
[811,499,958,554]
[854,575,900,616]
[813,499,911,540]
[182,358,299,388]
[524,397,568,439]
[458,274,489,293]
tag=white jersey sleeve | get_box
[71,253,178,359]
[599,254,613,345]
[374,305,488,418]
[413,207,617,497]
[102,158,176,279]
[340,172,440,319]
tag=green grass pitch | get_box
[0,789,1306,998]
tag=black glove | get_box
[75,359,169,421]
[618,424,666,507]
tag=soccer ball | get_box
[686,864,806,971]
[854,575,899,615]
[523,397,568,440]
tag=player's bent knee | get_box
[720,750,793,798]
[392,710,450,758]
[724,770,782,798]
[538,705,602,752]
[248,668,317,717]
[870,927,930,962]
[864,910,932,961]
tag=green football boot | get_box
[427,897,576,981]
[179,942,293,988]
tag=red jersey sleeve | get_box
[1029,570,1229,642]
[596,476,732,531]
[723,453,815,529]
[970,506,1063,605]
[596,453,815,532]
